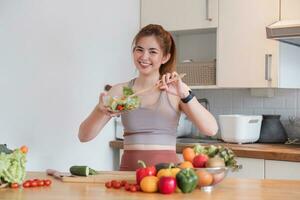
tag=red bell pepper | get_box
[136,160,156,185]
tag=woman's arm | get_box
[78,104,111,142]
[160,72,218,136]
[179,90,218,136]
[78,84,123,142]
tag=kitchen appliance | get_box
[258,115,287,143]
[219,115,262,144]
[285,116,300,144]
[115,117,124,140]
[266,19,300,47]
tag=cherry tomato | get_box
[135,185,141,191]
[120,180,127,187]
[129,185,137,192]
[105,181,112,188]
[124,183,131,191]
[23,181,31,188]
[44,179,52,186]
[112,181,121,189]
[20,145,28,154]
[116,105,124,111]
[10,183,19,189]
[37,180,45,187]
[110,180,117,185]
[30,181,38,187]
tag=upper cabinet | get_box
[140,0,218,31]
[217,0,280,88]
[140,0,300,88]
[281,0,300,20]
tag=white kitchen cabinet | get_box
[227,157,265,179]
[281,0,300,20]
[217,0,280,88]
[140,0,218,31]
[265,160,300,180]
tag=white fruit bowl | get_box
[194,167,229,192]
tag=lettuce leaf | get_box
[123,86,134,96]
[0,149,26,184]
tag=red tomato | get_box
[135,185,141,191]
[105,181,112,188]
[37,180,45,187]
[129,185,137,192]
[44,179,52,186]
[10,183,19,189]
[30,181,38,187]
[120,180,127,187]
[124,183,131,191]
[116,105,124,111]
[23,181,31,188]
[112,181,121,189]
[110,180,117,185]
[20,145,28,154]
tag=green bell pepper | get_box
[176,168,198,193]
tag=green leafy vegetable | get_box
[0,149,26,184]
[193,144,239,170]
[123,86,134,96]
[107,86,140,112]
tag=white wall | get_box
[0,0,140,171]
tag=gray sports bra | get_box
[121,79,181,146]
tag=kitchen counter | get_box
[1,172,300,200]
[109,140,300,162]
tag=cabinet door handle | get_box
[206,0,212,21]
[265,54,272,81]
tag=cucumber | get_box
[69,166,90,176]
[88,168,97,175]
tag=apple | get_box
[158,177,177,194]
[193,154,209,168]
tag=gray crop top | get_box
[121,79,181,146]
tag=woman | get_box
[78,24,218,171]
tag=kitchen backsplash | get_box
[194,88,300,140]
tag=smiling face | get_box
[133,36,170,76]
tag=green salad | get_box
[0,144,26,185]
[107,87,140,112]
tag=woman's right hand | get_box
[96,92,120,117]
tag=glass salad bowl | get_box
[103,95,140,113]
[194,167,230,192]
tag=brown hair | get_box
[132,24,176,76]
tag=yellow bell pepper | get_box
[156,163,181,178]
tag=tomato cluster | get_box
[105,180,140,192]
[10,179,52,189]
[22,179,52,188]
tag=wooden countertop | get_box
[1,172,300,200]
[109,140,300,162]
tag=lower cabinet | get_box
[265,160,300,180]
[227,157,265,179]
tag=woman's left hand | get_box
[158,72,189,98]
